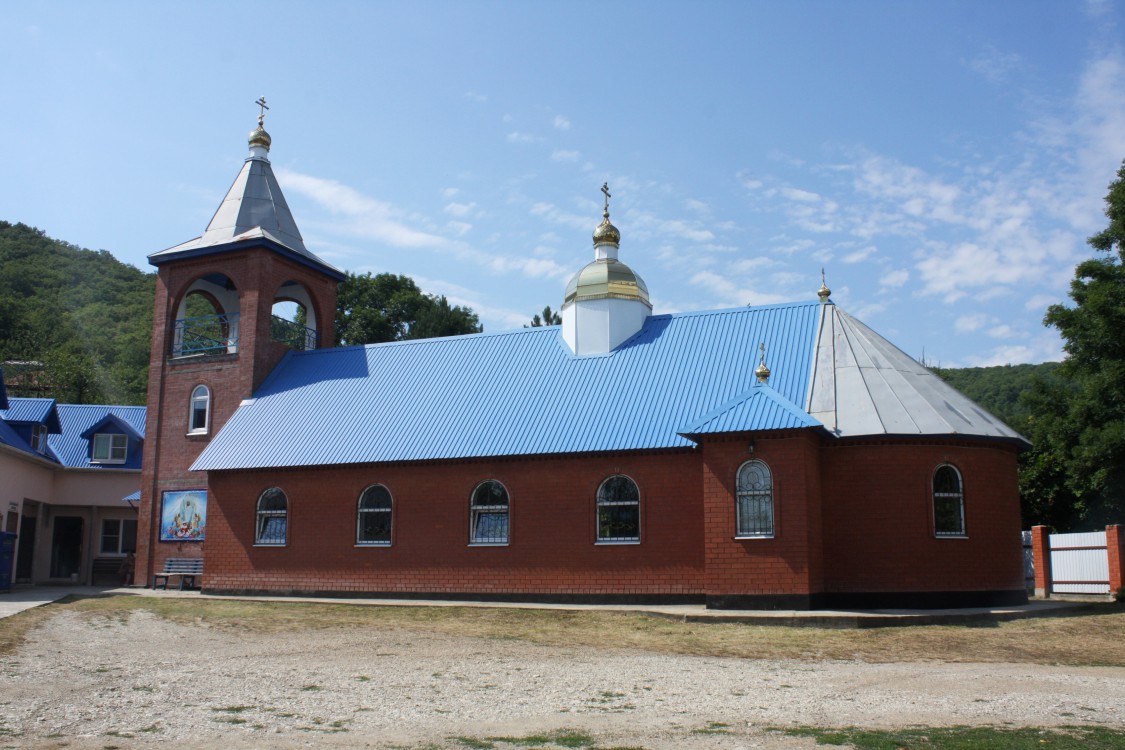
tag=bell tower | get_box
[134,102,344,585]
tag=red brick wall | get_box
[700,431,823,601]
[136,246,338,586]
[201,451,706,596]
[820,439,1025,595]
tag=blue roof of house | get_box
[0,416,33,456]
[193,302,823,471]
[1,397,62,433]
[50,404,147,469]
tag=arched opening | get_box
[270,281,319,351]
[172,274,240,357]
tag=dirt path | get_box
[2,609,1124,749]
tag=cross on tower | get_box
[255,96,269,127]
[601,182,611,217]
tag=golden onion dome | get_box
[592,216,621,247]
[249,125,272,151]
[564,258,651,308]
[817,268,831,303]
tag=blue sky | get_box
[2,1,1123,366]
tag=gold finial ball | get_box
[755,360,771,383]
[818,268,831,302]
[592,217,621,246]
[249,125,272,151]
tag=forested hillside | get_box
[0,221,154,405]
[933,362,1065,434]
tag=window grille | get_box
[470,480,509,544]
[736,460,774,537]
[597,475,640,542]
[256,487,288,545]
[933,464,965,536]
[357,485,393,545]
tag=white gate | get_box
[1049,531,1110,595]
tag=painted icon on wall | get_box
[160,490,207,541]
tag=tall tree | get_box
[1022,160,1125,529]
[527,305,561,327]
[334,272,481,346]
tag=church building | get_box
[134,111,1029,609]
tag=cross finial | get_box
[601,182,611,218]
[255,96,269,128]
[759,341,766,362]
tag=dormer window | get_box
[30,424,48,454]
[189,385,211,434]
[92,433,128,463]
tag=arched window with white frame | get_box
[469,480,509,545]
[255,487,288,546]
[933,464,966,536]
[596,475,640,542]
[189,385,211,435]
[357,484,393,545]
[736,460,774,538]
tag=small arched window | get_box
[255,487,288,546]
[470,480,509,545]
[933,464,965,536]
[189,385,211,434]
[596,475,640,542]
[736,460,774,538]
[357,485,393,545]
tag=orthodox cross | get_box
[601,182,611,217]
[256,96,269,127]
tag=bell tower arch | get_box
[135,106,344,585]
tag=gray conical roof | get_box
[149,135,342,279]
[806,304,1026,443]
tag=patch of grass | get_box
[691,721,732,735]
[785,725,1125,749]
[300,684,321,691]
[212,705,255,713]
[355,675,370,682]
[14,595,1125,667]
[451,738,496,749]
[487,729,596,747]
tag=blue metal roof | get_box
[192,302,823,471]
[1,397,62,433]
[49,404,147,469]
[680,383,823,437]
[0,417,35,457]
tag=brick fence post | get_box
[1032,525,1051,599]
[1107,525,1124,597]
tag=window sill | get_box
[468,542,509,547]
[734,535,775,540]
[935,534,969,539]
[595,540,640,545]
[355,542,392,548]
[253,543,287,547]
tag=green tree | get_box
[334,272,481,346]
[527,305,561,327]
[1022,160,1125,529]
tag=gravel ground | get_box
[2,608,1124,749]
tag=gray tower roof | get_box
[149,126,343,280]
[807,304,1027,444]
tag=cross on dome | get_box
[256,96,269,128]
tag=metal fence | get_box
[1048,530,1110,595]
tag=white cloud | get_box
[987,324,1020,339]
[277,168,447,249]
[464,91,487,102]
[441,187,460,199]
[964,45,1022,84]
[880,268,909,287]
[954,314,988,333]
[529,201,590,231]
[443,201,476,217]
[507,131,541,144]
[553,115,571,131]
[843,246,877,264]
[780,187,821,203]
[550,149,580,162]
[689,270,791,307]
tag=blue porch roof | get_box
[192,302,823,471]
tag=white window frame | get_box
[92,433,128,463]
[596,475,641,543]
[469,480,509,546]
[735,459,775,538]
[255,487,288,546]
[31,423,48,453]
[356,484,393,546]
[933,464,966,537]
[188,385,211,435]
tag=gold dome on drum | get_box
[249,125,272,151]
[564,258,651,307]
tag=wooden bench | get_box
[152,558,203,590]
